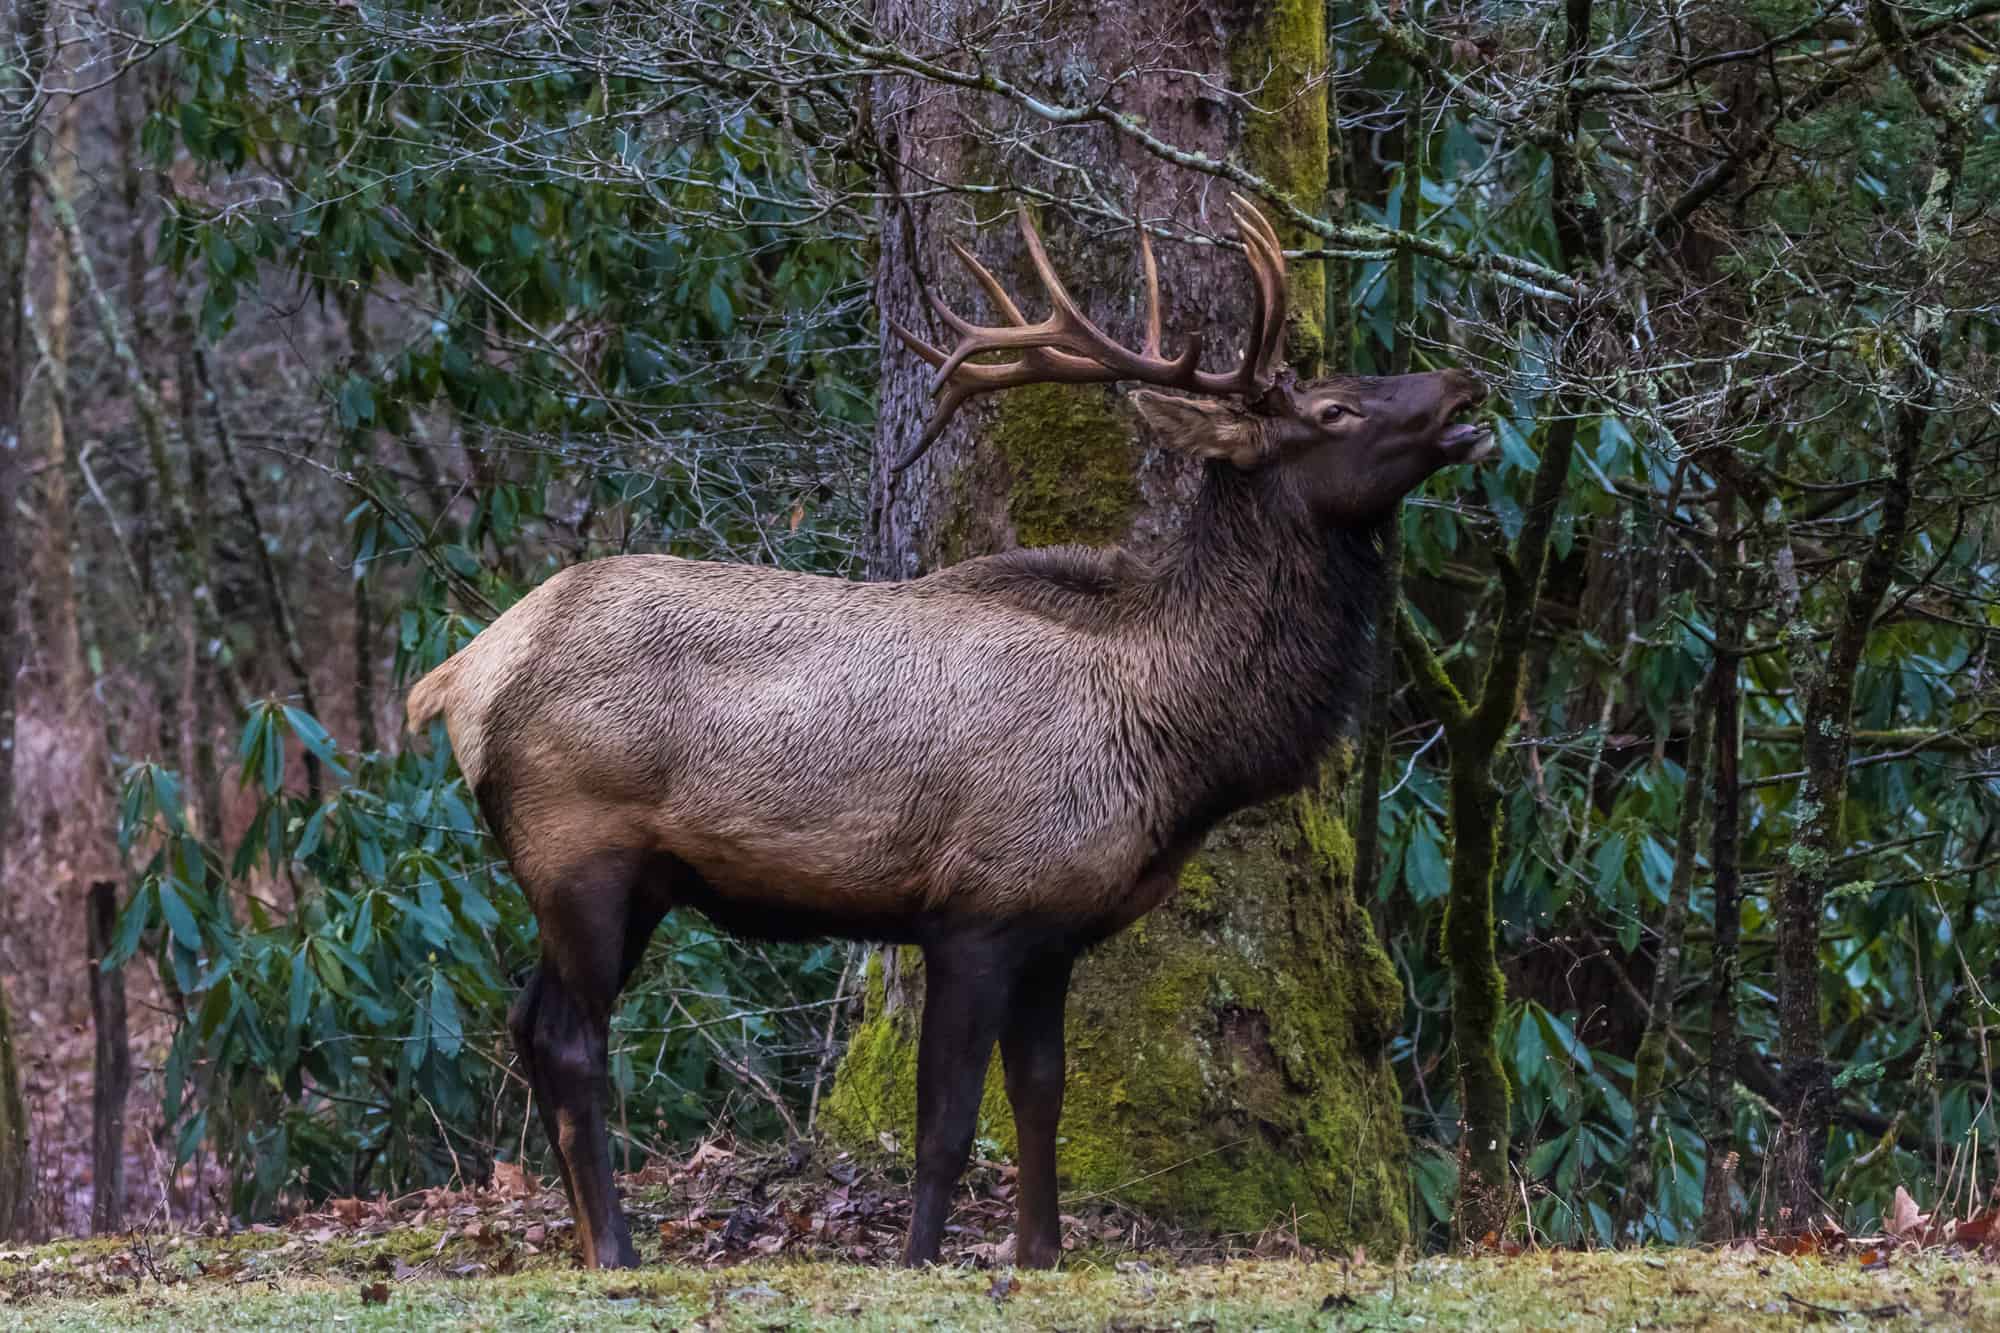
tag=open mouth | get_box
[1440,420,1495,464]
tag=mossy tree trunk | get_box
[1387,0,1595,1243]
[824,0,1409,1254]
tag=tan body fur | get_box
[407,511,1323,945]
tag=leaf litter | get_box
[4,1145,1997,1328]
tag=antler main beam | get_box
[888,194,1291,474]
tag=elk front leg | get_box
[999,951,1074,1268]
[903,939,1015,1267]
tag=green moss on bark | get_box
[989,383,1138,549]
[820,951,1011,1154]
[1230,0,1330,372]
[1055,794,1407,1251]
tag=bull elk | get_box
[405,196,1493,1269]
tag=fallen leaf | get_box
[491,1160,538,1200]
[1887,1186,1928,1241]
[967,1235,1016,1267]
[684,1139,736,1173]
[360,1281,389,1306]
[1955,1210,1995,1249]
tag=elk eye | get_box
[1318,404,1348,425]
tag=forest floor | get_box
[4,1234,1997,1330]
[3,1142,1997,1330]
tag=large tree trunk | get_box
[0,0,53,1242]
[823,0,1409,1253]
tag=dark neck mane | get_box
[940,464,1387,839]
[1142,463,1386,830]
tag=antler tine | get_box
[926,240,1042,392]
[888,315,949,370]
[949,238,1031,327]
[1226,194,1289,394]
[1015,207,1204,385]
[1012,206,1095,344]
[1137,222,1164,359]
[889,203,1216,475]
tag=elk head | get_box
[891,195,1491,525]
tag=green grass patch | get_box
[3,1238,1994,1330]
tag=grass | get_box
[3,1235,1996,1330]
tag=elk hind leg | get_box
[508,968,578,1209]
[521,850,666,1269]
[999,950,1075,1268]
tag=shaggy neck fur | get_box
[1141,463,1386,834]
[957,462,1387,845]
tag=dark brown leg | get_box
[902,936,1017,1267]
[999,951,1073,1268]
[508,969,577,1209]
[518,852,668,1269]
[527,965,635,1267]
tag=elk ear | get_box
[1131,391,1268,468]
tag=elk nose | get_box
[1443,369,1487,409]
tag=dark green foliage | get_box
[95,0,875,1216]
[109,699,850,1215]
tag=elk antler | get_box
[888,194,1292,474]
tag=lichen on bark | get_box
[990,383,1139,548]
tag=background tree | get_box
[816,0,1411,1251]
[0,0,53,1240]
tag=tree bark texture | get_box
[0,0,53,1241]
[823,0,1409,1252]
[1619,680,1714,1241]
[87,882,130,1234]
[1700,481,1744,1243]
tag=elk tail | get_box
[404,653,466,734]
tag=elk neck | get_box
[1135,462,1387,826]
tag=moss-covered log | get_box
[835,0,1408,1253]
